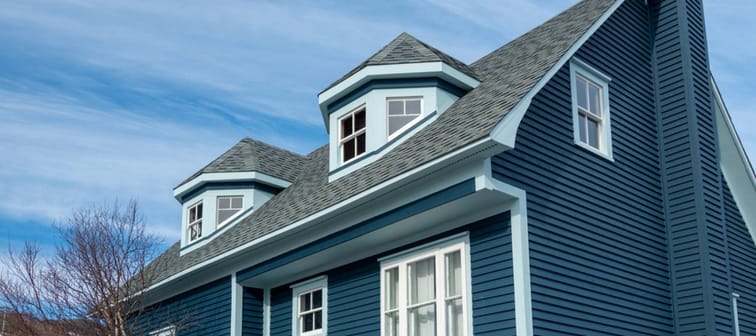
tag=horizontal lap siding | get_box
[242,287,264,336]
[723,179,756,335]
[130,276,232,336]
[492,1,673,335]
[268,214,514,335]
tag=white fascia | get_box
[712,78,756,244]
[318,62,480,128]
[173,172,292,201]
[490,0,625,148]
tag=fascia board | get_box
[173,172,292,200]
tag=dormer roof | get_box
[322,32,479,93]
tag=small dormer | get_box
[173,138,306,252]
[318,33,480,180]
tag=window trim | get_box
[338,105,367,164]
[149,326,176,336]
[379,233,471,336]
[386,96,423,140]
[570,58,613,160]
[291,276,328,336]
[216,195,244,228]
[187,201,203,242]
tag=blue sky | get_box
[1,0,754,254]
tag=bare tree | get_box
[0,200,165,336]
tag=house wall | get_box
[263,213,515,335]
[723,178,756,335]
[130,276,232,336]
[492,0,675,334]
[241,288,264,336]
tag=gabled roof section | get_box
[176,137,307,189]
[322,32,478,93]
[148,0,620,288]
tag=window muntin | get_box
[571,59,612,159]
[381,239,469,336]
[216,195,243,226]
[387,97,422,137]
[339,107,366,163]
[187,201,203,242]
[292,276,327,336]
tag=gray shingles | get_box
[148,0,618,285]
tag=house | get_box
[130,0,756,335]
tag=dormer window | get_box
[217,195,243,226]
[340,107,366,163]
[187,201,203,242]
[387,97,422,138]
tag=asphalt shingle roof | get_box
[149,0,619,285]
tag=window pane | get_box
[303,313,314,332]
[218,209,238,224]
[218,197,230,209]
[385,268,398,310]
[446,298,463,336]
[587,118,599,148]
[576,77,588,110]
[445,251,461,297]
[189,207,196,222]
[197,203,203,219]
[312,289,322,309]
[355,109,366,130]
[314,310,322,330]
[301,292,311,311]
[579,115,588,143]
[588,83,601,116]
[341,116,353,137]
[406,99,421,115]
[408,257,435,304]
[388,115,419,135]
[408,303,436,336]
[388,101,404,115]
[385,311,399,336]
[231,197,243,209]
[356,133,366,156]
[343,138,355,161]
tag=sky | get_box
[0,0,754,255]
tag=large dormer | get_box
[318,33,480,180]
[173,138,306,252]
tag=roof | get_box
[148,0,619,285]
[322,32,479,93]
[176,137,308,189]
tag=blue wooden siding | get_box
[130,276,231,336]
[723,178,756,335]
[267,213,514,335]
[492,1,674,334]
[650,0,730,333]
[242,287,264,336]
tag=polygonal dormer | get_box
[318,33,480,180]
[173,138,306,253]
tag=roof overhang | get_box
[317,61,480,129]
[712,78,756,244]
[173,171,292,201]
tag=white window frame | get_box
[187,201,203,242]
[339,105,367,164]
[570,58,613,160]
[733,292,741,336]
[291,276,328,336]
[149,326,176,336]
[379,233,471,336]
[386,96,423,140]
[216,195,243,227]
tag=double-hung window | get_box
[571,59,612,159]
[339,107,366,163]
[292,276,327,336]
[387,97,422,138]
[187,201,203,242]
[380,236,469,336]
[216,195,243,226]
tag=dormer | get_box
[173,138,306,252]
[318,33,480,180]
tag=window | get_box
[570,59,612,159]
[187,201,203,242]
[387,97,422,137]
[149,326,176,336]
[339,107,366,163]
[380,236,469,336]
[217,195,243,226]
[292,276,327,336]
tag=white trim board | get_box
[173,171,292,200]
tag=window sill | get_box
[574,141,614,162]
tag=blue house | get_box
[132,0,756,335]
